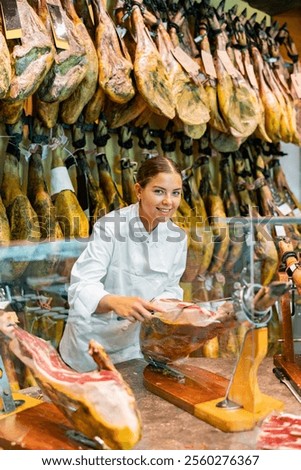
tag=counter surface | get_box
[117,357,299,450]
[13,357,301,450]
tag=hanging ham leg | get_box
[130,3,175,119]
[60,0,99,124]
[37,0,88,104]
[92,0,135,104]
[4,0,55,102]
[142,8,209,130]
[0,119,41,282]
[0,16,11,98]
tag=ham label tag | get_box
[275,225,286,237]
[201,50,217,79]
[291,73,301,99]
[245,63,259,89]
[0,0,22,39]
[51,167,75,196]
[172,46,201,76]
[293,207,301,217]
[217,50,239,78]
[47,1,69,50]
[278,202,293,216]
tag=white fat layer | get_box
[82,381,138,428]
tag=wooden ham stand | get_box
[143,282,286,432]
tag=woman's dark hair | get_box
[136,156,182,188]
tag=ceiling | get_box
[245,0,301,16]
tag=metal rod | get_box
[277,338,301,342]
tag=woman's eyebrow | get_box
[153,186,182,190]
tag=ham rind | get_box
[5,324,141,450]
[257,413,301,449]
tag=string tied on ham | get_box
[137,127,156,150]
[93,119,111,148]
[179,135,193,156]
[118,125,134,150]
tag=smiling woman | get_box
[59,156,188,372]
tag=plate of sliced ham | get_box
[256,412,301,449]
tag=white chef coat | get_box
[59,203,187,372]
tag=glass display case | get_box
[1,215,300,363]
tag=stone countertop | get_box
[19,357,300,450]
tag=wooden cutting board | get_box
[143,363,229,414]
[0,402,95,450]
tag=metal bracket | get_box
[65,430,106,450]
[147,358,186,383]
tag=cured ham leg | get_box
[131,4,175,119]
[208,9,260,139]
[37,0,88,104]
[0,120,41,281]
[60,0,99,124]
[92,0,135,104]
[0,17,11,98]
[140,298,236,363]
[0,312,142,450]
[141,10,209,128]
[4,0,55,102]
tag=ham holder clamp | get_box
[141,277,290,432]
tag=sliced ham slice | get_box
[257,412,301,449]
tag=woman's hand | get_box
[97,295,165,322]
[278,237,294,255]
